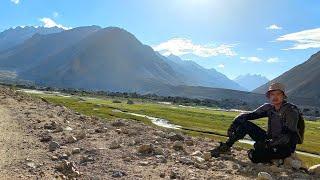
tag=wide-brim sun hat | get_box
[266,82,287,98]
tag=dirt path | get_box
[0,105,24,179]
[0,95,53,179]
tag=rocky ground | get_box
[0,86,319,180]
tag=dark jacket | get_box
[234,101,300,147]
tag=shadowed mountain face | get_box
[162,54,246,91]
[4,26,243,93]
[233,74,269,91]
[0,26,64,52]
[0,26,101,71]
[20,27,181,92]
[254,51,320,99]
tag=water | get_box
[116,110,182,129]
[17,89,71,97]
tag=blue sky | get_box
[1,0,320,79]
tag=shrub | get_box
[127,99,134,104]
[112,100,122,103]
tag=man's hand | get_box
[265,139,273,148]
[268,135,291,147]
[254,139,272,150]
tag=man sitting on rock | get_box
[210,82,304,163]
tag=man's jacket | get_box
[233,101,300,147]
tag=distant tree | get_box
[112,100,122,103]
[127,99,134,104]
[303,108,310,113]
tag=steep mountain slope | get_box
[21,27,181,92]
[162,54,246,91]
[0,26,101,71]
[254,51,320,99]
[0,26,64,52]
[234,74,269,91]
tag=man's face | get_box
[268,90,284,105]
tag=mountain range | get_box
[0,26,64,52]
[0,26,101,71]
[162,54,245,90]
[0,25,319,107]
[20,27,181,92]
[0,26,245,92]
[234,74,269,91]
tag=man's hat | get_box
[266,82,287,98]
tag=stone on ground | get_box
[257,172,273,180]
[308,164,320,175]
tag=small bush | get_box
[112,100,122,103]
[127,99,134,104]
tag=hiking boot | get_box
[210,142,231,158]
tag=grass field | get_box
[26,91,320,167]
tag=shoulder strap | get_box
[279,103,290,127]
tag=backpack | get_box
[296,113,305,144]
[281,103,305,144]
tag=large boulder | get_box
[257,172,273,180]
[66,135,77,144]
[167,132,185,141]
[172,141,184,151]
[283,153,305,170]
[55,160,80,178]
[202,152,212,161]
[111,119,126,127]
[109,140,121,149]
[49,141,60,151]
[137,144,154,154]
[308,164,320,175]
[75,130,87,140]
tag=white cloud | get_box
[53,12,59,18]
[241,56,281,63]
[266,24,282,30]
[276,27,320,50]
[267,57,280,63]
[10,0,19,4]
[39,17,71,30]
[217,64,225,68]
[153,38,237,57]
[248,57,262,62]
[240,56,262,62]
